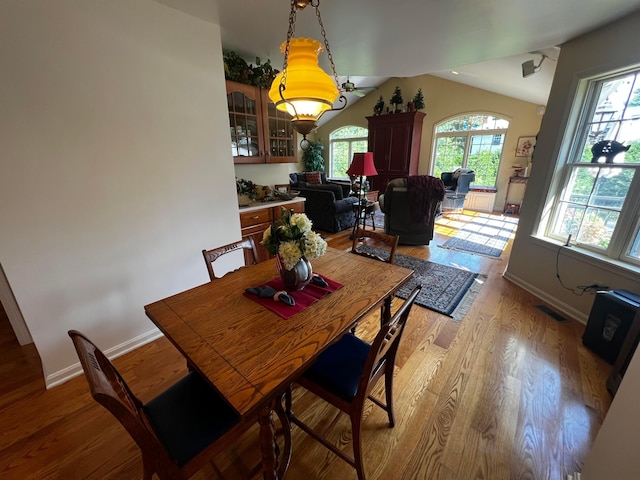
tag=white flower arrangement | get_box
[262,208,327,270]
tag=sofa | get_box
[379,176,445,245]
[289,172,358,233]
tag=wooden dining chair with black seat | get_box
[202,237,258,281]
[351,227,400,329]
[351,227,399,264]
[284,285,421,480]
[68,330,292,480]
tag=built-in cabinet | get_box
[239,198,305,263]
[366,111,425,194]
[465,191,496,213]
[226,80,296,164]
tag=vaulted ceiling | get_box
[158,0,640,108]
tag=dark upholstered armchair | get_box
[289,173,358,233]
[379,176,445,245]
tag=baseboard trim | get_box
[502,271,589,325]
[45,328,164,389]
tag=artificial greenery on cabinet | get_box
[390,87,404,112]
[413,88,425,110]
[374,95,385,115]
[223,51,279,88]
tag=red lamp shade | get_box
[346,152,377,176]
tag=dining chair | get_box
[351,227,399,264]
[202,237,258,281]
[350,227,400,330]
[285,285,421,480]
[68,330,291,480]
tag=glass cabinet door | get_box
[227,84,262,162]
[225,80,297,164]
[265,101,295,162]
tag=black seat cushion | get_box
[143,371,240,467]
[302,333,371,401]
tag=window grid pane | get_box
[433,114,508,184]
[434,136,466,178]
[551,164,636,250]
[466,134,503,187]
[329,126,369,179]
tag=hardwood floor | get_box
[0,211,613,479]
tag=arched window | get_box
[329,126,368,179]
[432,114,510,188]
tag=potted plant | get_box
[390,86,404,113]
[302,140,325,171]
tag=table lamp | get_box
[346,152,377,200]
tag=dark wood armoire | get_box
[366,111,425,194]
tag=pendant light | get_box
[269,0,346,143]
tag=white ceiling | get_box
[159,0,640,115]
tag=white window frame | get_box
[543,66,640,267]
[328,126,368,180]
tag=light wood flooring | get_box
[0,211,613,479]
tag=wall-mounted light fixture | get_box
[269,0,346,143]
[522,54,549,78]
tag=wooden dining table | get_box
[144,247,413,479]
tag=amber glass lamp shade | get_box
[269,37,339,135]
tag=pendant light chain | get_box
[312,2,342,93]
[280,0,299,90]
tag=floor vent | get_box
[536,305,568,322]
[566,473,581,480]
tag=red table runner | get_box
[243,274,343,319]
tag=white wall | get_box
[0,1,242,386]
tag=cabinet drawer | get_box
[241,222,271,237]
[240,209,272,228]
[285,201,305,214]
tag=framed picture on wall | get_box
[515,136,536,157]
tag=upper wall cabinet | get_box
[226,80,296,164]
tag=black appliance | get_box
[582,289,640,364]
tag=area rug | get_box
[439,214,518,259]
[357,246,486,321]
[373,210,385,229]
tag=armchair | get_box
[289,172,358,233]
[441,169,475,213]
[379,176,445,245]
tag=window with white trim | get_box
[432,114,509,188]
[546,68,640,265]
[329,126,368,179]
